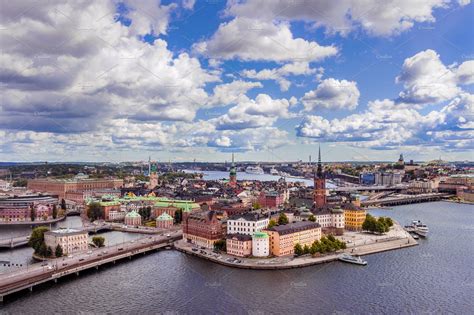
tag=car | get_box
[62,263,68,266]
[79,258,84,262]
[47,266,53,270]
[102,251,108,254]
[67,255,73,258]
[192,248,198,252]
[87,250,93,254]
[97,254,102,257]
[200,246,206,250]
[131,240,135,243]
[166,234,171,237]
[118,247,124,251]
[41,262,48,266]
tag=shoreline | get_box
[0,216,66,226]
[174,232,418,270]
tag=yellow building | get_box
[265,221,321,257]
[343,203,367,231]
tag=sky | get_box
[0,0,473,163]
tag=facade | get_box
[374,172,403,186]
[258,191,287,208]
[28,178,123,201]
[226,234,252,257]
[439,175,474,193]
[182,210,224,249]
[44,228,88,256]
[313,207,345,235]
[252,231,270,257]
[108,209,127,221]
[265,221,321,257]
[124,210,142,226]
[156,212,174,229]
[227,213,269,236]
[343,203,367,231]
[407,179,439,194]
[0,194,57,222]
[149,163,158,189]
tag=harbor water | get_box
[0,201,473,313]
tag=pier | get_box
[0,231,182,302]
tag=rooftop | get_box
[266,221,320,235]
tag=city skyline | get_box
[1,0,473,163]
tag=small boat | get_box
[270,167,279,176]
[339,254,367,266]
[410,233,419,240]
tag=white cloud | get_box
[193,17,337,62]
[122,0,177,36]
[301,78,360,111]
[214,94,293,130]
[225,0,469,36]
[207,80,262,107]
[456,60,474,85]
[396,49,460,104]
[241,62,321,91]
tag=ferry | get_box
[245,166,264,175]
[338,254,367,266]
[270,167,279,176]
[404,220,429,237]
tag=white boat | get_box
[339,254,367,266]
[405,220,429,237]
[245,166,264,175]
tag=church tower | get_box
[149,163,158,189]
[229,153,237,188]
[314,145,326,208]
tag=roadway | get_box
[0,230,182,297]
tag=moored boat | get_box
[339,253,367,266]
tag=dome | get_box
[125,210,141,218]
[253,231,269,239]
[156,213,173,221]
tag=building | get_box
[265,221,321,257]
[226,234,252,257]
[252,231,269,257]
[44,228,88,256]
[156,212,174,229]
[182,210,224,249]
[374,172,403,186]
[258,190,287,209]
[0,180,11,191]
[227,213,269,235]
[359,172,375,185]
[28,178,123,201]
[149,163,158,189]
[314,146,326,208]
[229,153,237,188]
[407,179,439,194]
[124,210,142,226]
[313,207,345,235]
[342,203,367,231]
[0,193,57,222]
[439,175,474,193]
[397,153,404,166]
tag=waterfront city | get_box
[1,0,473,314]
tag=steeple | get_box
[317,144,323,178]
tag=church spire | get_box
[317,144,323,178]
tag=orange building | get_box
[265,221,321,257]
[226,234,252,257]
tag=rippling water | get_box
[1,202,473,314]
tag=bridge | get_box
[361,193,453,207]
[0,236,29,249]
[0,231,183,302]
[330,185,406,193]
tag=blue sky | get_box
[0,0,473,163]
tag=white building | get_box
[252,231,269,257]
[227,213,269,236]
[108,210,126,221]
[44,228,88,256]
[314,207,345,230]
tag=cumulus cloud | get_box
[241,62,321,91]
[396,49,461,104]
[456,60,474,85]
[207,80,263,107]
[225,0,469,36]
[193,17,337,62]
[301,78,360,111]
[296,94,474,151]
[214,94,293,130]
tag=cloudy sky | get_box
[0,0,473,163]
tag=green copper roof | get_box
[156,213,173,221]
[253,231,269,239]
[125,210,141,218]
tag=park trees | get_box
[28,226,49,255]
[92,236,105,248]
[87,202,104,221]
[278,213,289,225]
[55,244,63,257]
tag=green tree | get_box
[61,198,67,210]
[308,214,316,222]
[214,239,226,252]
[375,221,387,234]
[294,243,303,256]
[55,244,63,257]
[327,235,336,242]
[87,202,104,221]
[38,242,48,257]
[46,246,53,257]
[267,219,277,228]
[92,236,105,248]
[303,244,310,255]
[278,213,289,225]
[252,202,261,210]
[52,204,58,219]
[362,214,376,232]
[28,226,49,253]
[310,241,319,255]
[174,209,183,224]
[385,217,394,227]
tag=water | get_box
[1,202,473,313]
[183,170,337,188]
[0,217,144,274]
